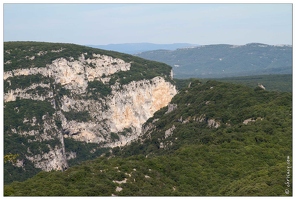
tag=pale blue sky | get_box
[3,3,292,45]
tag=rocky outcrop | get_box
[165,104,177,114]
[25,145,68,171]
[165,125,176,139]
[243,117,263,125]
[258,84,266,90]
[207,119,220,128]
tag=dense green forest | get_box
[4,80,292,196]
[174,74,292,92]
[213,74,292,92]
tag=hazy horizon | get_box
[3,41,292,46]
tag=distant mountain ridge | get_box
[87,43,198,54]
[135,43,292,78]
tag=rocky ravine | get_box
[4,50,177,173]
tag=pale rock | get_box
[3,71,13,80]
[152,118,159,123]
[243,117,263,125]
[165,103,177,114]
[165,125,176,138]
[23,118,30,123]
[36,51,47,56]
[5,60,12,65]
[25,145,68,171]
[116,187,123,192]
[113,178,128,184]
[66,151,76,160]
[125,173,132,177]
[243,118,255,125]
[51,48,65,53]
[196,114,206,122]
[4,90,16,102]
[182,117,190,124]
[14,159,24,168]
[258,84,266,90]
[4,83,51,103]
[207,119,220,128]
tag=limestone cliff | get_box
[4,42,177,180]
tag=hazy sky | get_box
[3,3,292,45]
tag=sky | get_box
[2,2,293,46]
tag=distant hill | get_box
[87,43,198,54]
[136,43,292,78]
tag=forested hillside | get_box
[5,80,292,196]
[174,74,292,92]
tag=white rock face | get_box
[25,145,68,171]
[109,77,177,133]
[4,54,131,96]
[165,125,176,139]
[4,83,51,102]
[58,76,177,147]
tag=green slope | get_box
[5,80,292,196]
